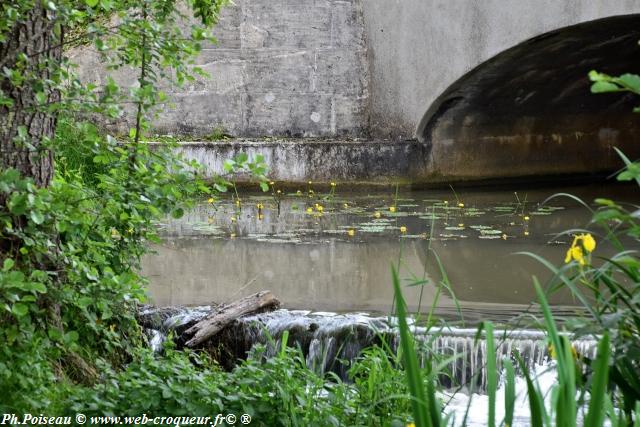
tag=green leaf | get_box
[171,208,184,219]
[591,81,620,93]
[235,152,248,164]
[260,182,269,192]
[29,210,44,225]
[618,74,640,94]
[584,333,610,427]
[504,359,516,427]
[484,322,497,427]
[2,259,14,272]
[29,282,47,294]
[392,265,438,427]
[12,303,29,317]
[65,330,79,343]
[77,297,93,308]
[223,159,235,172]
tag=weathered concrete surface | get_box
[363,0,640,139]
[71,0,368,138]
[415,15,640,181]
[168,139,622,186]
[74,0,640,142]
[73,1,640,183]
[166,139,428,184]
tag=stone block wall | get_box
[72,0,369,138]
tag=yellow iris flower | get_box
[564,233,596,265]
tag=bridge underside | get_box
[417,14,640,182]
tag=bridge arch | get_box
[414,14,640,181]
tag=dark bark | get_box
[0,5,62,187]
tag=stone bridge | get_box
[75,1,640,184]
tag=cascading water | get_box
[138,306,597,394]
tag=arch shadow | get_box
[416,14,640,181]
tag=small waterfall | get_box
[422,329,596,392]
[139,307,597,392]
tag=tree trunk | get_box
[0,5,62,187]
[181,291,281,348]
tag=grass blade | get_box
[534,277,576,427]
[584,332,610,427]
[392,265,434,427]
[484,322,497,427]
[516,353,546,427]
[504,359,516,427]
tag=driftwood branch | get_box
[182,291,280,348]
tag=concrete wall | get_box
[73,0,369,138]
[74,1,640,140]
[363,0,640,139]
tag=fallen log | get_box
[182,290,280,348]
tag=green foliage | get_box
[58,342,420,426]
[348,345,413,426]
[524,149,640,419]
[392,266,442,427]
[589,70,640,112]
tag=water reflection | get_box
[142,182,637,322]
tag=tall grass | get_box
[393,266,634,427]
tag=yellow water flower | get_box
[443,200,448,205]
[457,202,465,208]
[306,207,313,213]
[230,233,236,238]
[308,181,312,185]
[330,182,337,187]
[277,189,282,194]
[343,203,349,208]
[207,197,214,204]
[458,223,464,227]
[269,181,275,186]
[258,214,264,220]
[316,205,324,212]
[256,203,264,209]
[296,190,302,196]
[583,233,596,252]
[235,199,241,206]
[230,216,237,222]
[564,233,596,265]
[389,206,396,213]
[347,229,355,237]
[524,215,530,221]
[565,245,585,265]
[374,211,381,218]
[400,226,407,234]
[524,231,529,236]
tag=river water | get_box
[141,181,636,325]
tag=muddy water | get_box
[141,182,637,323]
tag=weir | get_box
[140,307,597,393]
